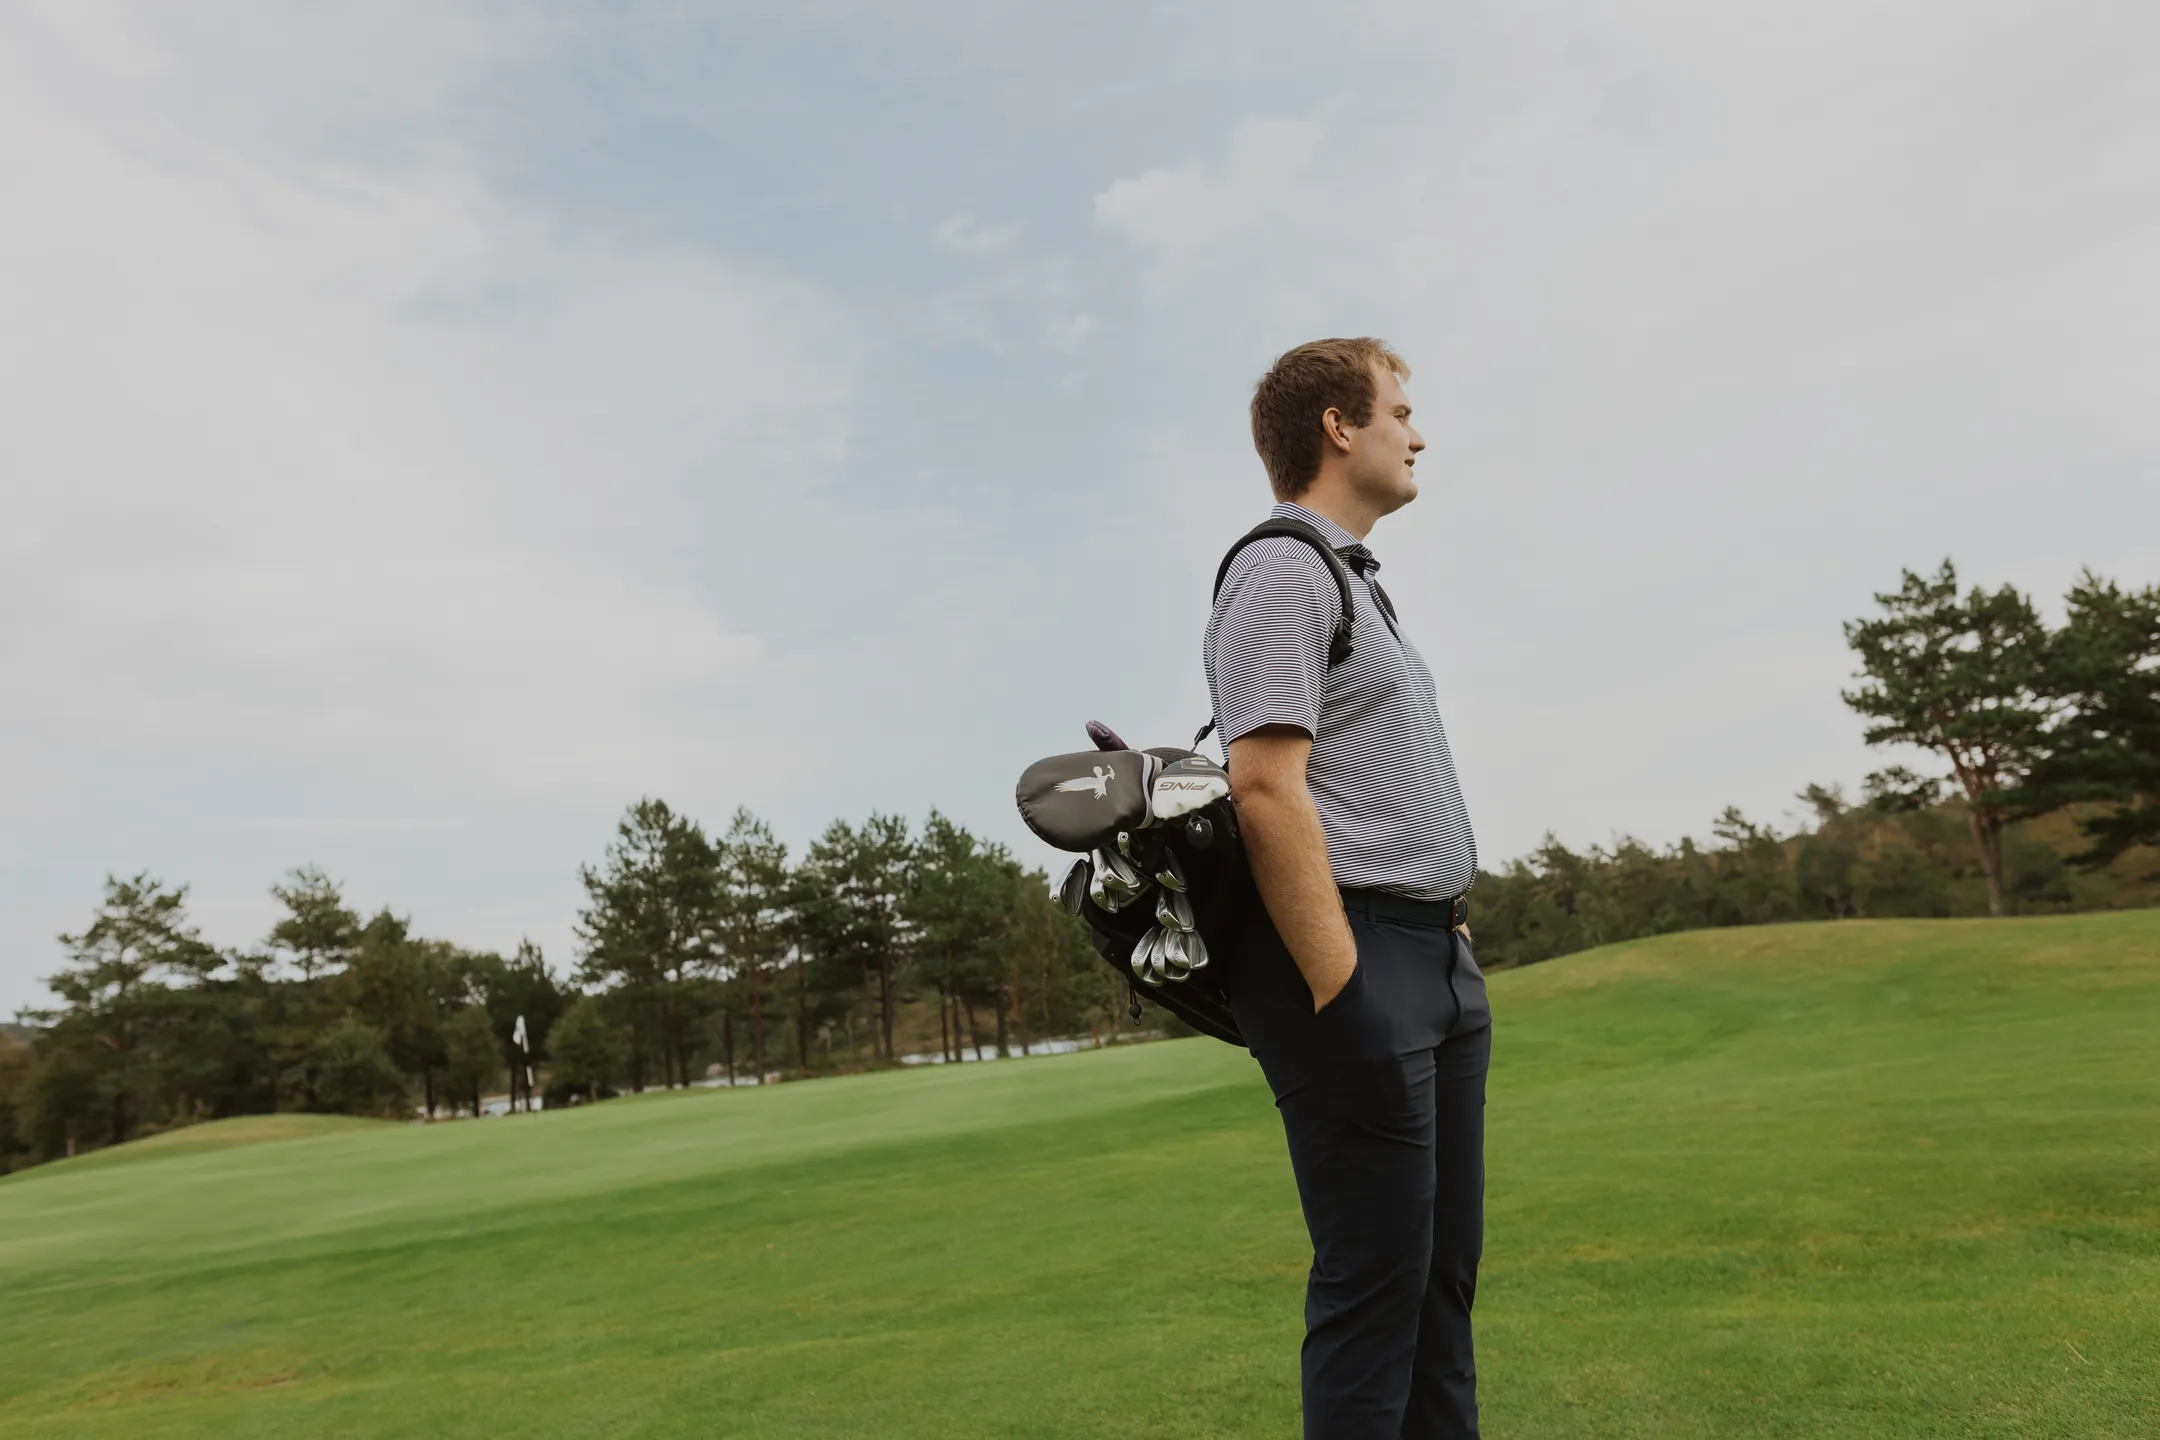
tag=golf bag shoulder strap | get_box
[1211,517,1358,668]
[1368,577,1399,626]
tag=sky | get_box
[5,0,2157,1014]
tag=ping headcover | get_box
[1150,754,1230,822]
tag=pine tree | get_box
[30,875,221,1147]
[575,799,720,1090]
[340,911,454,1116]
[267,867,360,980]
[796,816,913,1063]
[909,814,1026,1061]
[714,809,790,1083]
[1843,561,2050,915]
[2019,574,2160,864]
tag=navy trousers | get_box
[1224,888,1493,1440]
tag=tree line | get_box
[0,807,1112,1175]
[561,803,1112,1099]
[1468,781,2159,971]
[1470,562,2160,966]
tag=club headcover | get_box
[1017,750,1152,851]
[1150,754,1231,822]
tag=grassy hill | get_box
[24,1112,398,1177]
[2,912,2155,1437]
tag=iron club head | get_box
[1154,887,1196,934]
[1161,928,1194,982]
[1053,856,1091,915]
[1129,927,1168,985]
[1179,930,1210,972]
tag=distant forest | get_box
[2,560,2153,1175]
[1473,562,2160,965]
[0,807,1114,1174]
[1470,792,2159,971]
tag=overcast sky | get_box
[5,1,2157,1013]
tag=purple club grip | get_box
[1085,720,1129,752]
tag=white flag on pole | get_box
[512,1014,529,1052]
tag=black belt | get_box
[1339,887,1468,930]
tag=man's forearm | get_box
[1235,779,1358,1013]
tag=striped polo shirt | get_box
[1203,500,1478,900]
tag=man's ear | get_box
[1320,405,1355,454]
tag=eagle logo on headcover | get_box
[1054,765,1116,799]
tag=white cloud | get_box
[1094,117,1324,272]
[0,6,862,1003]
[0,82,835,792]
[932,213,1021,256]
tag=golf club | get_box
[1161,927,1194,982]
[1085,719,1129,752]
[1155,886,1196,934]
[1178,929,1210,973]
[1053,855,1090,915]
[1129,926,1166,985]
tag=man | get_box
[1206,337,1489,1439]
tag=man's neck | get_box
[1290,476,1385,541]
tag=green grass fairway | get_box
[4,913,2156,1437]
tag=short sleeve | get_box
[1206,538,1339,746]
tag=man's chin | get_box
[1354,472,1419,516]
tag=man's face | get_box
[1343,364,1425,513]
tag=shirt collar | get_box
[1271,500,1379,574]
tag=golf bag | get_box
[1013,516,1372,1048]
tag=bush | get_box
[296,1018,410,1118]
[548,998,629,1104]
